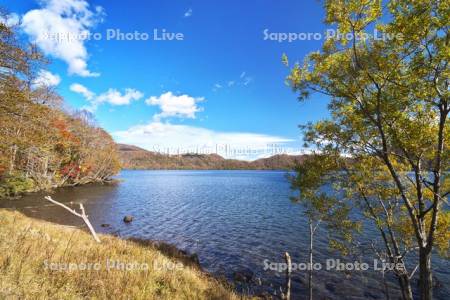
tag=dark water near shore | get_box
[1,170,449,299]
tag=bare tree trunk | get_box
[309,221,313,300]
[356,184,414,300]
[419,247,432,300]
[381,267,390,300]
[284,252,292,300]
[397,273,413,300]
[9,145,17,174]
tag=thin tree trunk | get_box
[309,221,313,300]
[284,252,292,300]
[381,268,390,300]
[419,248,432,300]
[397,273,413,300]
[9,145,17,174]
[356,183,414,300]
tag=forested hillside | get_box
[0,16,120,198]
[118,144,307,170]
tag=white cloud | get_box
[213,71,253,91]
[97,88,143,105]
[0,13,20,27]
[240,71,253,86]
[33,70,61,87]
[21,0,103,77]
[70,83,143,111]
[113,122,294,160]
[243,77,253,86]
[212,83,222,92]
[145,92,204,120]
[70,83,94,100]
[184,8,193,18]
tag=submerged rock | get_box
[123,215,133,223]
[254,291,272,299]
[189,253,200,265]
[233,269,254,283]
[255,277,262,286]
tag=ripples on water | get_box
[2,170,449,299]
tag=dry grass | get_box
[0,209,245,300]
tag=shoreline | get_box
[120,168,291,171]
[0,170,288,201]
[0,209,244,299]
[0,204,255,297]
[0,179,120,201]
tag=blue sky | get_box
[4,0,332,160]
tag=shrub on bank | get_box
[0,173,35,198]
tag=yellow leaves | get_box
[442,175,450,198]
[285,63,302,92]
[367,0,382,20]
[434,211,450,258]
[329,239,351,256]
[80,165,89,174]
[392,214,415,249]
[286,0,449,266]
[422,188,435,203]
[281,53,288,67]
[324,0,383,36]
[323,38,338,54]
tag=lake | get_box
[1,170,449,299]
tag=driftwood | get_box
[44,196,101,243]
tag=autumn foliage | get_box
[0,15,120,198]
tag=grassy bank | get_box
[0,209,243,299]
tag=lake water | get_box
[1,170,449,299]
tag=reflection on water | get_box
[1,170,449,299]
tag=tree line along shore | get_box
[0,18,121,199]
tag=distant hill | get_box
[117,144,307,170]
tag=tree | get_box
[0,11,45,176]
[0,11,120,197]
[284,1,448,299]
[289,154,360,300]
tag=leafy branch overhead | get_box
[286,1,448,300]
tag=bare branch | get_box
[44,196,100,243]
